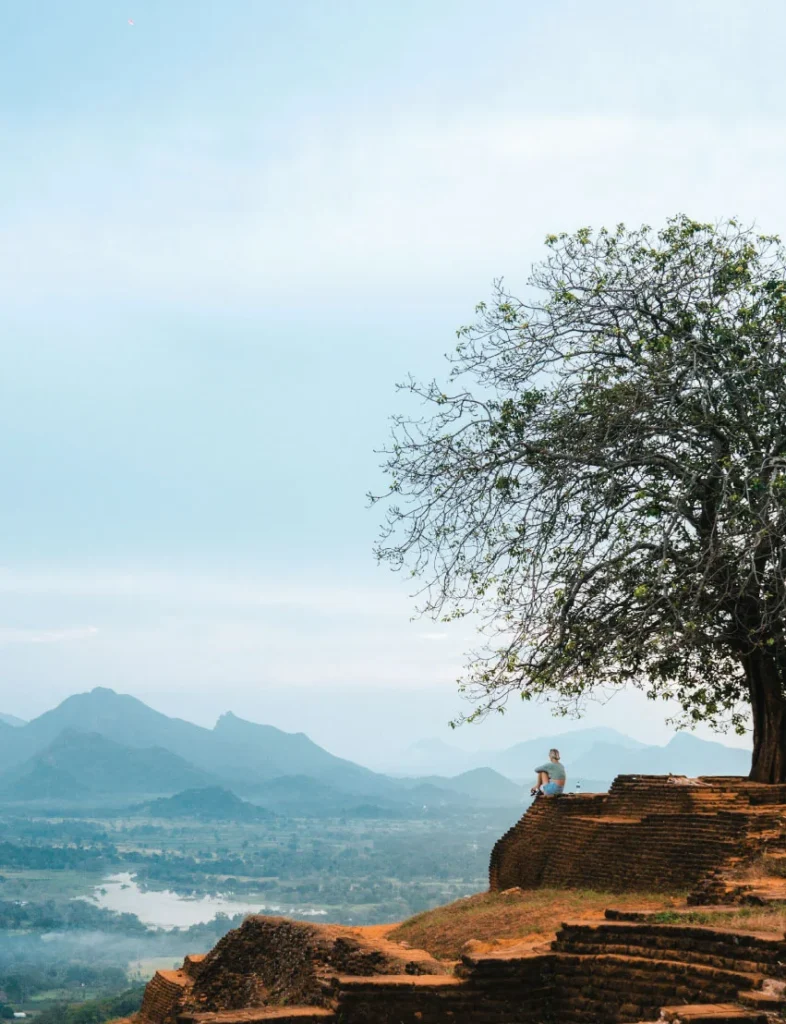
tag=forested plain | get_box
[0,804,508,1021]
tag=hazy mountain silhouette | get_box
[482,728,648,780]
[0,712,26,727]
[397,726,750,787]
[210,711,394,794]
[401,768,525,805]
[401,738,475,775]
[0,688,754,809]
[0,719,28,772]
[569,732,751,779]
[0,687,391,797]
[399,727,648,778]
[135,786,276,821]
[2,762,90,801]
[12,687,213,762]
[0,730,218,800]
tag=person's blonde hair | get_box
[549,748,561,761]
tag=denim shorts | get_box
[542,782,563,796]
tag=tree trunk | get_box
[746,650,786,782]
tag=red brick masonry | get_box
[490,775,786,895]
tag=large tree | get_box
[374,216,786,783]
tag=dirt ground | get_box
[385,887,682,960]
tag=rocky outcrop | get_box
[188,915,448,1013]
[135,916,450,1024]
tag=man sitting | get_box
[530,748,566,798]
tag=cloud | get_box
[0,565,414,617]
[0,563,477,695]
[4,113,786,308]
[0,625,98,646]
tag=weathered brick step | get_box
[559,920,786,958]
[547,952,765,996]
[552,940,780,977]
[334,974,464,992]
[332,973,481,1021]
[737,989,786,1010]
[177,1009,335,1024]
[466,949,767,1013]
[659,1004,766,1024]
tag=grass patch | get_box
[389,888,678,960]
[649,905,786,935]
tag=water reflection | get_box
[83,872,327,930]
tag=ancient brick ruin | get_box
[134,914,451,1024]
[126,911,786,1024]
[123,775,786,1024]
[491,775,786,898]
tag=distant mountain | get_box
[446,768,526,803]
[400,738,477,776]
[12,687,213,765]
[135,786,276,822]
[210,712,394,796]
[485,728,648,781]
[2,688,392,799]
[401,768,525,806]
[0,719,29,772]
[391,726,751,791]
[0,713,26,728]
[0,687,754,812]
[397,727,648,780]
[3,762,89,801]
[0,730,218,801]
[570,733,751,780]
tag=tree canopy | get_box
[374,216,786,782]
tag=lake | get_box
[85,872,327,929]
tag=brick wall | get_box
[490,775,786,894]
[137,970,189,1024]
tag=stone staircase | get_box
[545,916,786,1022]
[553,919,786,977]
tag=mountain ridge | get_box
[0,687,389,797]
[0,688,754,810]
[392,726,749,780]
[0,729,219,801]
[0,712,26,728]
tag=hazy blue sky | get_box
[1,0,783,762]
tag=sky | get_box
[1,0,784,765]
